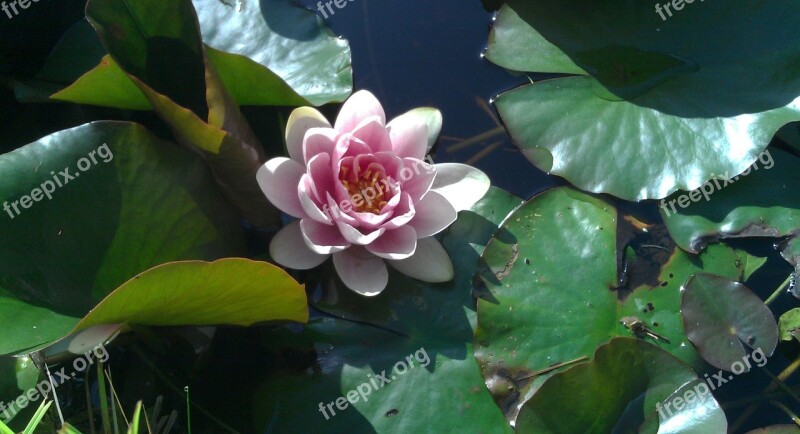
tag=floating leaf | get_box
[74,258,308,331]
[488,0,800,200]
[252,188,521,433]
[682,273,778,371]
[660,148,800,253]
[0,122,244,354]
[778,308,800,342]
[475,187,752,422]
[516,338,727,433]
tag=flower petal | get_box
[408,191,457,238]
[333,247,389,296]
[388,238,453,283]
[382,192,416,230]
[307,152,335,204]
[400,157,436,201]
[299,175,334,224]
[303,128,337,165]
[269,221,329,269]
[390,107,442,153]
[366,226,417,260]
[300,219,350,254]
[335,90,386,133]
[336,220,385,245]
[387,112,428,160]
[256,158,306,218]
[430,163,491,212]
[286,107,331,163]
[351,116,392,153]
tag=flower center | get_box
[339,165,390,214]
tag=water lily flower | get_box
[257,90,490,296]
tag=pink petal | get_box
[333,247,389,296]
[399,158,436,201]
[285,107,331,163]
[307,153,335,204]
[382,192,416,230]
[408,191,457,238]
[388,238,453,283]
[333,134,372,163]
[336,220,385,245]
[269,221,329,269]
[303,128,337,165]
[366,226,417,260]
[299,176,334,225]
[300,219,350,254]
[326,192,360,226]
[256,158,306,218]
[334,90,386,133]
[351,116,392,153]
[387,113,428,160]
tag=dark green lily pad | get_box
[252,188,521,433]
[43,0,351,108]
[682,273,778,371]
[475,187,754,422]
[516,338,727,433]
[488,0,800,200]
[660,148,800,254]
[0,121,244,354]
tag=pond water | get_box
[301,1,799,431]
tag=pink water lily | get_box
[257,90,490,296]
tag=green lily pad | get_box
[516,338,727,433]
[252,188,521,433]
[44,0,351,108]
[682,273,778,371]
[84,0,280,226]
[0,121,244,354]
[474,187,753,422]
[781,237,800,276]
[778,308,800,342]
[660,148,800,253]
[193,0,352,106]
[311,187,522,339]
[488,0,800,201]
[74,258,308,331]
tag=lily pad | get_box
[660,148,800,254]
[682,273,778,371]
[193,0,352,106]
[516,338,727,433]
[74,258,308,330]
[778,308,800,342]
[474,187,754,422]
[252,188,521,433]
[488,0,800,200]
[84,0,280,226]
[0,121,244,354]
[45,0,352,108]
